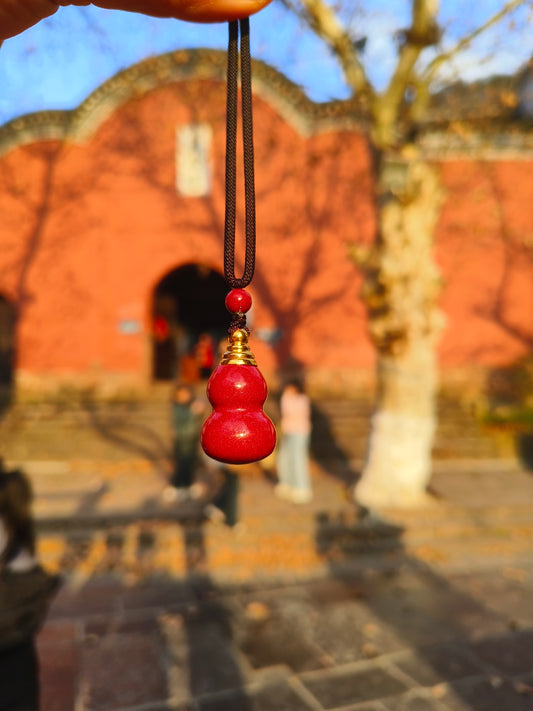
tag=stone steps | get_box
[0,396,517,462]
[311,399,504,460]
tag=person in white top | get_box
[275,380,313,503]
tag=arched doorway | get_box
[151,264,228,381]
[0,295,15,408]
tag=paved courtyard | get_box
[30,462,533,711]
[39,561,533,711]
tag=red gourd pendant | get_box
[201,21,276,464]
[201,289,276,464]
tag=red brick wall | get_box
[437,160,533,369]
[0,75,531,394]
[0,79,375,392]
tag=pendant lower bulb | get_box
[201,329,276,464]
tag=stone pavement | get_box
[27,458,533,582]
[39,561,533,711]
[25,458,533,710]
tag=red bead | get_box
[201,364,276,464]
[225,289,252,314]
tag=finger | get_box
[1,0,272,42]
[1,0,59,40]
[67,0,273,23]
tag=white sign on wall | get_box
[176,123,213,197]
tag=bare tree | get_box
[281,0,532,507]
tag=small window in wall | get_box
[176,123,212,197]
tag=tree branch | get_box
[373,0,440,149]
[282,0,374,101]
[421,0,527,85]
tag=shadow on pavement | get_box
[517,432,533,471]
[180,526,254,711]
[41,493,256,711]
[310,401,360,488]
[35,470,533,711]
[314,509,533,710]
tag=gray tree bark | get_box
[286,0,524,507]
[354,160,444,507]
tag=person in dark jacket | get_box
[163,384,205,502]
[0,465,60,711]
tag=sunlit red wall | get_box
[0,78,376,391]
[436,160,533,369]
[0,71,531,395]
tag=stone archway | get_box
[151,263,228,381]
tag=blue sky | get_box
[0,2,346,123]
[0,1,531,124]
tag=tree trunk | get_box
[356,343,438,508]
[354,158,444,508]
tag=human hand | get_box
[1,0,273,42]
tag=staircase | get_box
[310,396,511,464]
[0,394,518,465]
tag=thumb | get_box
[1,0,273,41]
[69,0,273,23]
[1,0,60,41]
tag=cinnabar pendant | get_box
[201,291,276,464]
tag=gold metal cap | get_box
[220,329,258,366]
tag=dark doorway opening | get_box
[0,295,15,410]
[152,264,228,381]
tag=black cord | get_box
[224,18,256,290]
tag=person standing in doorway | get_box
[178,348,201,385]
[195,333,215,380]
[275,380,313,504]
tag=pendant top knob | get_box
[220,328,257,366]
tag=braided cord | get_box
[224,18,256,289]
